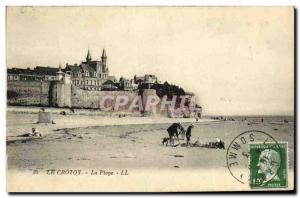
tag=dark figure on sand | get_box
[167,122,183,146]
[18,128,42,138]
[162,137,170,146]
[186,124,194,146]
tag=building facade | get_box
[7,48,118,91]
[7,66,59,81]
[65,49,117,91]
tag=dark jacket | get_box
[167,123,180,136]
[186,126,193,137]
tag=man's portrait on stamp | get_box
[257,149,281,183]
[250,142,288,188]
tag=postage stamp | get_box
[226,130,279,185]
[249,142,288,188]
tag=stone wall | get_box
[38,111,52,123]
[51,82,71,107]
[7,81,199,117]
[71,85,139,111]
[7,81,51,106]
[142,89,159,115]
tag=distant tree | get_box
[7,90,19,99]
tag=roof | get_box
[185,92,195,96]
[135,76,144,81]
[65,65,82,73]
[88,61,102,70]
[103,79,115,85]
[145,74,157,79]
[8,68,35,75]
[65,61,103,74]
[108,76,117,82]
[34,66,59,75]
[8,66,59,76]
[80,64,96,73]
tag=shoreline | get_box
[6,106,215,142]
[6,106,294,142]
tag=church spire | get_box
[86,49,92,62]
[101,48,107,59]
[101,48,107,69]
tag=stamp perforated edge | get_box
[248,141,289,189]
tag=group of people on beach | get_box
[211,116,235,121]
[164,122,225,149]
[165,122,194,146]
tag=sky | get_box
[6,6,294,115]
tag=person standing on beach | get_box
[186,124,194,146]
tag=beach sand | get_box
[6,107,294,191]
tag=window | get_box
[86,80,89,85]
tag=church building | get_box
[65,48,117,90]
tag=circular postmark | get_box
[226,130,281,185]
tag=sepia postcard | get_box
[6,6,294,192]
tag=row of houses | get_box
[7,66,59,81]
[7,49,159,91]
